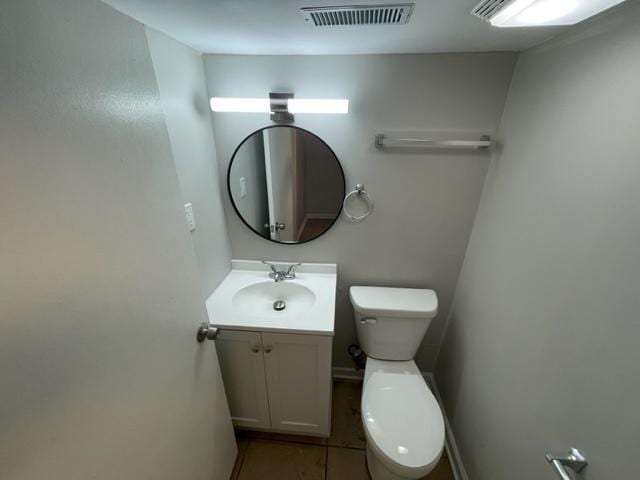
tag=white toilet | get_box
[350,286,445,480]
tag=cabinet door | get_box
[262,332,332,436]
[215,330,271,429]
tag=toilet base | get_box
[366,442,436,480]
[367,443,401,480]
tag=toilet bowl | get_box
[350,286,445,480]
[362,358,445,480]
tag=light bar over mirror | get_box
[209,97,270,112]
[210,97,349,114]
[287,99,349,114]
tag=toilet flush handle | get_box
[360,317,377,325]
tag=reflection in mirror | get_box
[228,126,345,244]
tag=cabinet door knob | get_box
[264,346,273,354]
[251,345,261,353]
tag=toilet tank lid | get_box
[350,286,438,318]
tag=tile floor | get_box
[230,381,454,480]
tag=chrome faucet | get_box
[262,261,301,282]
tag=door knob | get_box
[251,345,261,353]
[196,322,219,343]
[264,346,273,354]
[263,223,286,233]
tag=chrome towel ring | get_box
[343,184,374,221]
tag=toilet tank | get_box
[350,286,438,361]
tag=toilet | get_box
[350,286,445,480]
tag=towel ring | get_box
[343,184,374,221]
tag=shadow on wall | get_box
[193,90,209,116]
[435,311,466,422]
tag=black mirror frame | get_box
[227,125,346,245]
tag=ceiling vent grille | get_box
[301,4,414,27]
[471,0,509,22]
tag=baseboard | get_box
[332,366,469,480]
[297,214,335,239]
[424,373,470,480]
[296,217,308,240]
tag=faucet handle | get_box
[286,263,302,277]
[261,260,278,273]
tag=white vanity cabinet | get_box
[215,329,332,437]
[214,330,271,430]
[206,260,337,436]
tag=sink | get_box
[205,259,336,335]
[232,281,316,317]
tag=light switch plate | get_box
[184,203,196,232]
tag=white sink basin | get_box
[205,260,336,335]
[232,281,316,318]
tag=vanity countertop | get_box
[205,259,336,336]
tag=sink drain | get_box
[273,300,286,311]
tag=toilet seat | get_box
[362,358,445,479]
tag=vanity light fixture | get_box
[287,98,349,114]
[210,96,349,115]
[472,0,626,27]
[209,97,270,113]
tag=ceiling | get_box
[103,0,569,54]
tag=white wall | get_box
[203,53,517,369]
[0,1,236,478]
[146,28,232,302]
[436,3,640,479]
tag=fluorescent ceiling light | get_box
[287,99,349,114]
[209,97,270,113]
[490,0,626,27]
[210,97,349,114]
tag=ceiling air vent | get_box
[471,0,508,22]
[301,4,414,27]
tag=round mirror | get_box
[228,126,345,244]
